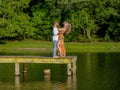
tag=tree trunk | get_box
[86,30,91,40]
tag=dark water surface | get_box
[0,51,120,90]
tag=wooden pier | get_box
[0,56,77,76]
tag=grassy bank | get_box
[0,40,120,52]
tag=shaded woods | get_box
[0,0,120,42]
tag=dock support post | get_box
[23,63,27,74]
[67,56,77,76]
[72,57,77,75]
[67,63,72,76]
[15,63,20,76]
[23,63,27,81]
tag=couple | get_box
[52,21,71,58]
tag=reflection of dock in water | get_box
[15,76,20,90]
[14,74,77,90]
[43,75,77,90]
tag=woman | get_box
[57,22,71,57]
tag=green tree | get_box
[0,0,120,42]
[92,0,120,41]
[0,0,35,40]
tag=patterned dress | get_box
[58,30,66,56]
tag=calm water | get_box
[0,51,120,90]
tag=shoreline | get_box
[0,40,120,52]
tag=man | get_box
[52,22,59,57]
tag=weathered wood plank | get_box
[0,56,76,64]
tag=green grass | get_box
[0,40,120,52]
[66,42,120,52]
[0,40,52,48]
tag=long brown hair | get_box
[64,22,71,34]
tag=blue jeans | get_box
[53,40,58,57]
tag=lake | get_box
[0,51,120,90]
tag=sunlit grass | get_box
[0,40,120,52]
[65,42,120,52]
[0,40,52,48]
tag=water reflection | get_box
[67,75,77,90]
[1,52,120,90]
[15,76,20,90]
[77,52,120,90]
[86,52,91,73]
[44,75,51,81]
[51,75,77,90]
[14,71,77,90]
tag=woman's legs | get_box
[57,40,66,57]
[57,40,62,56]
[60,40,66,56]
[61,41,66,56]
[57,39,66,57]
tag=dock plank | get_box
[0,56,76,64]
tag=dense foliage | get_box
[0,0,120,42]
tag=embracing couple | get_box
[52,21,71,58]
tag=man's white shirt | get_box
[52,27,58,41]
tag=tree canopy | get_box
[0,0,120,42]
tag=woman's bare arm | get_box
[58,28,66,31]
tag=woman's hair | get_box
[64,22,71,34]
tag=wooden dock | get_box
[0,56,77,76]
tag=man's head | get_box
[54,22,59,27]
